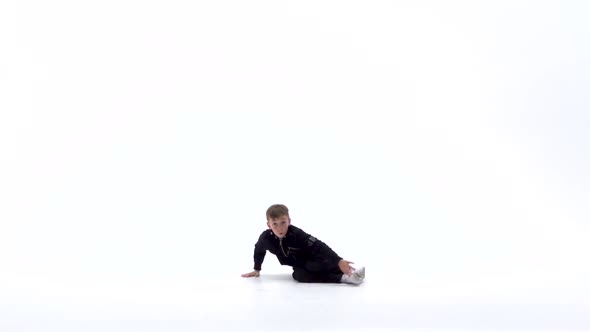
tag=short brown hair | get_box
[266,204,289,220]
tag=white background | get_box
[1,1,589,331]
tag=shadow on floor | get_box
[259,273,294,281]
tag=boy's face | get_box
[267,215,290,238]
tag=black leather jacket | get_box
[253,225,342,271]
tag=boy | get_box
[241,204,365,285]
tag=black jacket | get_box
[253,225,342,271]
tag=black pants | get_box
[291,260,343,283]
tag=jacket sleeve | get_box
[308,236,342,266]
[253,232,267,271]
[296,228,342,266]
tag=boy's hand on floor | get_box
[338,259,354,275]
[241,270,260,278]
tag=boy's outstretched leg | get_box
[292,267,342,283]
[297,258,365,285]
[292,266,365,284]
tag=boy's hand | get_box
[241,270,260,278]
[338,259,354,275]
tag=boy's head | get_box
[266,204,290,238]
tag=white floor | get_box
[1,264,588,332]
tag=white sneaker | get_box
[353,266,365,280]
[341,273,362,285]
[341,266,365,285]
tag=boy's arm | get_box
[307,235,342,265]
[243,233,267,278]
[296,228,342,267]
[253,234,267,271]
